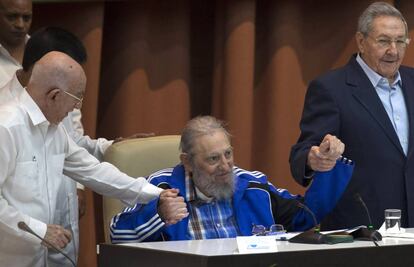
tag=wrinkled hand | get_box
[307,134,344,172]
[77,189,86,219]
[158,189,188,225]
[113,132,156,144]
[43,224,72,249]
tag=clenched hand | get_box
[307,134,344,172]
[158,189,189,225]
[43,224,72,249]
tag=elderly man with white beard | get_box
[110,116,353,242]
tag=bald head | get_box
[29,51,86,94]
[27,51,86,124]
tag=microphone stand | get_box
[289,202,327,244]
[353,193,382,246]
[18,221,76,267]
[350,226,379,246]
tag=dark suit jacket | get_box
[289,55,414,230]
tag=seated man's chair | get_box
[102,135,181,243]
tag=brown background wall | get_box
[31,0,414,266]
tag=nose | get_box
[13,16,25,29]
[218,155,231,172]
[386,41,399,54]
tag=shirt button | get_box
[216,223,221,227]
[395,116,400,121]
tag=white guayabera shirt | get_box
[0,73,113,266]
[0,38,116,266]
[0,87,162,267]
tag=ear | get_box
[47,88,60,101]
[355,32,365,53]
[180,153,193,173]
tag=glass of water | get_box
[385,209,401,233]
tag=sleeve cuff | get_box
[27,217,47,245]
[156,212,167,226]
[143,181,163,196]
[304,165,315,179]
[136,179,163,203]
[101,139,114,154]
[76,182,85,190]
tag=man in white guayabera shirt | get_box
[0,51,189,267]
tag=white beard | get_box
[191,166,236,200]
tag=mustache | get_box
[214,170,231,176]
[381,55,399,61]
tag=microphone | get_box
[18,221,76,267]
[354,193,374,226]
[353,193,382,245]
[289,202,354,244]
[296,202,319,230]
[288,202,327,244]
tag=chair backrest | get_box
[102,135,181,243]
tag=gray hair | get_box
[180,115,231,156]
[358,2,408,37]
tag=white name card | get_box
[236,236,279,254]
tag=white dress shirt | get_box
[62,110,113,162]
[0,87,162,267]
[0,44,21,88]
[0,74,113,266]
[0,38,113,266]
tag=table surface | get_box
[108,229,414,256]
[98,229,414,267]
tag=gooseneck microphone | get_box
[289,202,354,244]
[353,193,382,246]
[17,221,76,267]
[296,202,319,231]
[288,202,327,244]
[354,193,374,227]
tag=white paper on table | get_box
[378,222,414,239]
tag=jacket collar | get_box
[347,54,407,156]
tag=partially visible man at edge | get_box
[0,51,188,267]
[110,116,353,243]
[0,0,31,85]
[290,2,414,230]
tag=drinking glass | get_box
[385,209,401,233]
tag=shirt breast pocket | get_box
[10,161,39,202]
